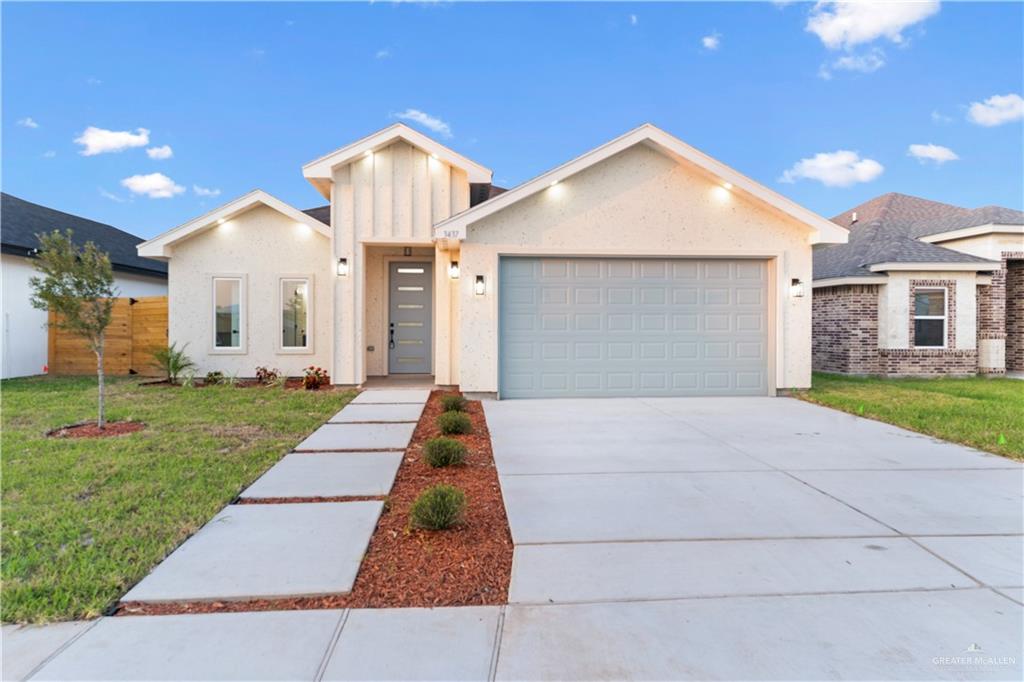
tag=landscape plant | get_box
[255,366,280,385]
[204,371,225,385]
[437,410,472,435]
[409,484,466,530]
[423,437,467,467]
[151,342,196,385]
[303,365,329,390]
[440,394,468,412]
[28,230,117,428]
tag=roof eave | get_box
[301,124,492,198]
[867,261,1001,273]
[811,275,887,288]
[137,190,330,259]
[432,123,848,245]
[918,223,1024,244]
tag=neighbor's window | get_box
[213,277,243,349]
[281,278,311,349]
[913,288,946,348]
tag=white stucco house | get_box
[138,123,848,398]
[2,193,168,379]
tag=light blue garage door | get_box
[499,257,770,398]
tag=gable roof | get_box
[302,205,331,226]
[1,193,167,278]
[302,123,492,199]
[137,190,331,259]
[814,192,1007,280]
[432,123,849,245]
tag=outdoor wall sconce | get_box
[337,258,349,277]
[448,261,460,279]
[474,274,486,295]
[790,278,805,298]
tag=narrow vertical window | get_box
[281,278,311,349]
[213,277,242,349]
[913,288,946,348]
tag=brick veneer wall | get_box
[977,255,1008,374]
[812,281,980,377]
[1007,255,1024,372]
[811,285,880,374]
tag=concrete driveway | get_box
[485,396,1023,679]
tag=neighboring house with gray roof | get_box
[1,193,168,378]
[812,192,1024,377]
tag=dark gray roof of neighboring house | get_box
[469,183,508,207]
[303,205,330,225]
[813,192,1013,280]
[1,193,167,278]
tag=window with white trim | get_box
[213,277,244,350]
[913,288,946,348]
[281,278,311,349]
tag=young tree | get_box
[29,230,118,428]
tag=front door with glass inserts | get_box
[388,262,433,374]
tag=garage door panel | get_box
[499,257,769,398]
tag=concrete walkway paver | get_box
[240,452,401,499]
[322,607,501,681]
[294,422,416,451]
[123,502,382,601]
[2,621,94,681]
[32,610,344,681]
[495,590,1023,681]
[351,389,430,404]
[329,403,424,423]
[499,470,892,544]
[509,537,974,604]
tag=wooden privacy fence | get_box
[48,296,168,376]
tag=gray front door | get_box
[388,262,433,374]
[499,257,769,398]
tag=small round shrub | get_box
[437,410,472,435]
[424,437,467,467]
[204,371,225,385]
[440,394,468,413]
[409,484,466,530]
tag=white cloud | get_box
[629,14,638,26]
[375,48,391,59]
[393,108,452,138]
[908,143,959,165]
[779,150,884,187]
[931,110,953,124]
[42,150,56,159]
[75,126,150,156]
[146,145,174,160]
[86,76,103,86]
[702,33,721,50]
[193,184,222,198]
[819,47,886,80]
[967,93,1024,127]
[17,117,39,129]
[120,173,185,199]
[807,1,940,50]
[98,187,126,203]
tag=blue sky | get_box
[3,1,1022,240]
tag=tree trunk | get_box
[96,334,106,429]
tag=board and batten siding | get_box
[330,139,470,385]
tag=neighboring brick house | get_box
[812,192,1024,377]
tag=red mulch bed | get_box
[141,379,339,390]
[47,421,146,439]
[115,390,513,617]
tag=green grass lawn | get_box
[798,373,1022,460]
[1,376,354,623]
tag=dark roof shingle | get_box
[1,193,167,277]
[814,192,1013,280]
